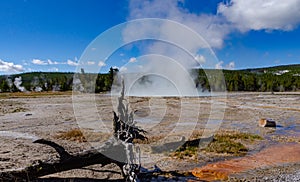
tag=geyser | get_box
[111,54,201,97]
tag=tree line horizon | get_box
[1,64,300,93]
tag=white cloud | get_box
[87,61,95,65]
[67,59,79,66]
[218,0,300,31]
[194,54,206,64]
[124,0,300,72]
[22,60,29,66]
[0,59,24,72]
[215,61,235,70]
[127,0,300,50]
[32,59,47,65]
[127,0,232,49]
[47,59,59,65]
[129,57,137,63]
[98,61,106,67]
[215,61,224,69]
[120,66,128,72]
[227,61,235,70]
[32,59,59,65]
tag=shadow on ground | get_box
[36,178,124,182]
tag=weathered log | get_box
[0,138,127,181]
[0,138,197,181]
[112,79,147,181]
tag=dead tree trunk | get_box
[0,81,147,181]
[112,80,147,181]
[0,138,126,181]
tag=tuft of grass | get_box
[214,131,263,142]
[12,107,27,113]
[171,145,198,160]
[171,131,263,159]
[55,129,111,143]
[55,129,87,142]
[204,136,248,155]
[0,100,28,114]
[133,135,165,144]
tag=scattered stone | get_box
[258,118,276,127]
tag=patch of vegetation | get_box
[215,131,263,142]
[0,100,28,114]
[12,107,27,113]
[204,135,248,155]
[171,145,198,160]
[133,134,165,144]
[55,129,87,142]
[55,129,111,143]
[171,131,263,159]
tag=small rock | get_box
[258,118,276,127]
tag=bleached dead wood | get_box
[0,138,126,181]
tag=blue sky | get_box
[0,0,300,74]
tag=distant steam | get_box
[6,77,13,88]
[13,76,27,92]
[31,76,43,92]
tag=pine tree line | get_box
[1,66,300,93]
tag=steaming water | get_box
[111,73,209,97]
[0,131,39,141]
[111,54,209,97]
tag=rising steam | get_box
[112,53,202,97]
[13,76,27,92]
